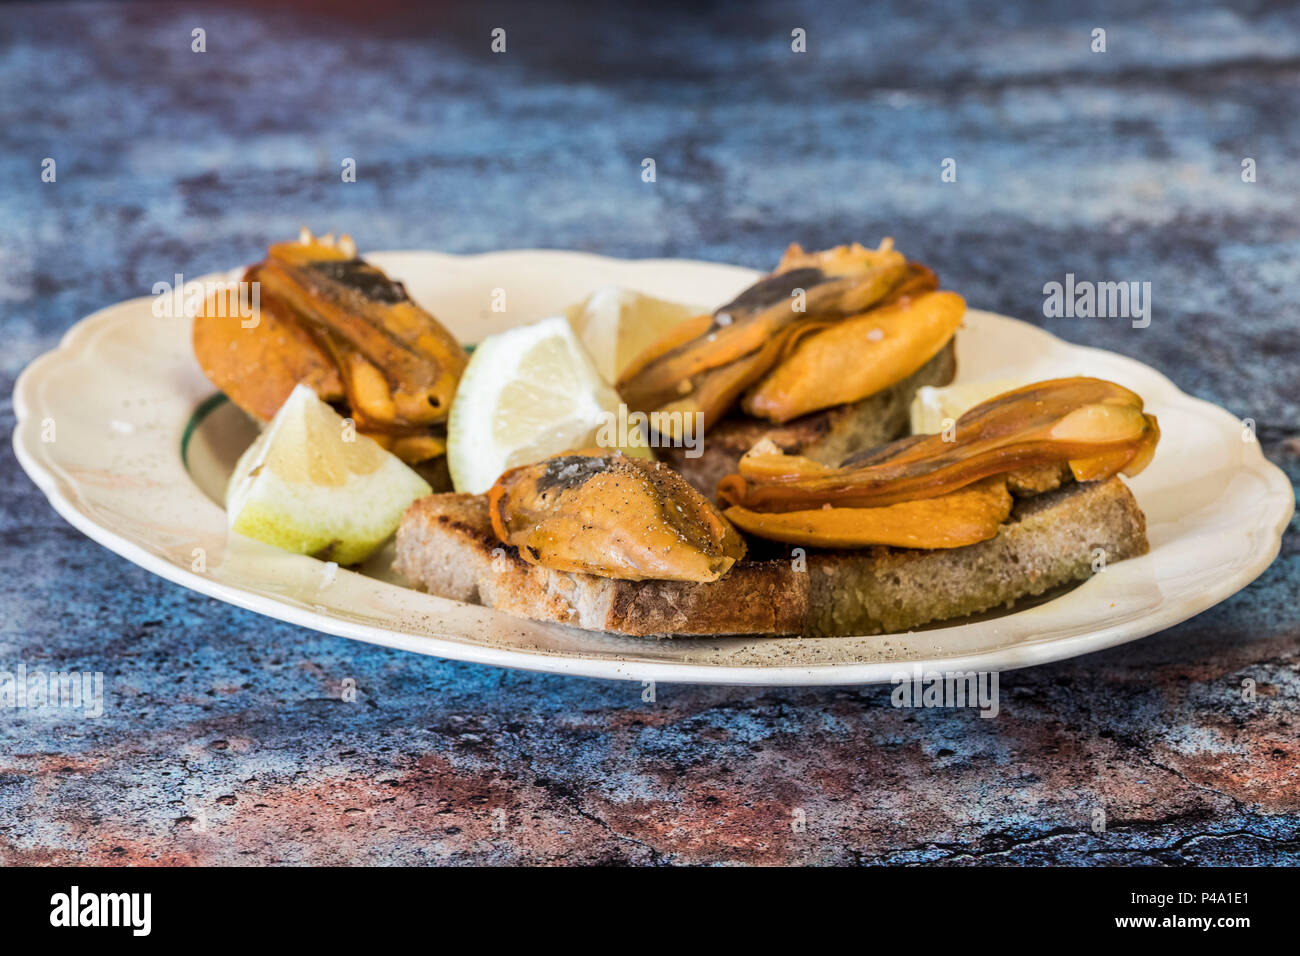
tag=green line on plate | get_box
[181,392,231,468]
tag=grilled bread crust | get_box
[394,477,1148,638]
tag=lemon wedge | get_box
[910,380,1024,435]
[447,316,651,494]
[226,384,432,564]
[565,287,702,384]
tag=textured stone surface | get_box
[0,0,1297,865]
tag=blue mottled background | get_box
[0,0,1297,864]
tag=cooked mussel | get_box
[616,240,953,435]
[720,377,1160,511]
[192,230,468,464]
[717,377,1159,548]
[725,475,1014,549]
[743,290,966,423]
[488,452,747,582]
[256,233,467,431]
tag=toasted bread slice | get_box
[394,476,1148,637]
[659,339,956,498]
[394,494,806,635]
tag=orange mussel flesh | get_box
[718,377,1159,549]
[489,453,746,582]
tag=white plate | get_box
[12,250,1294,685]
